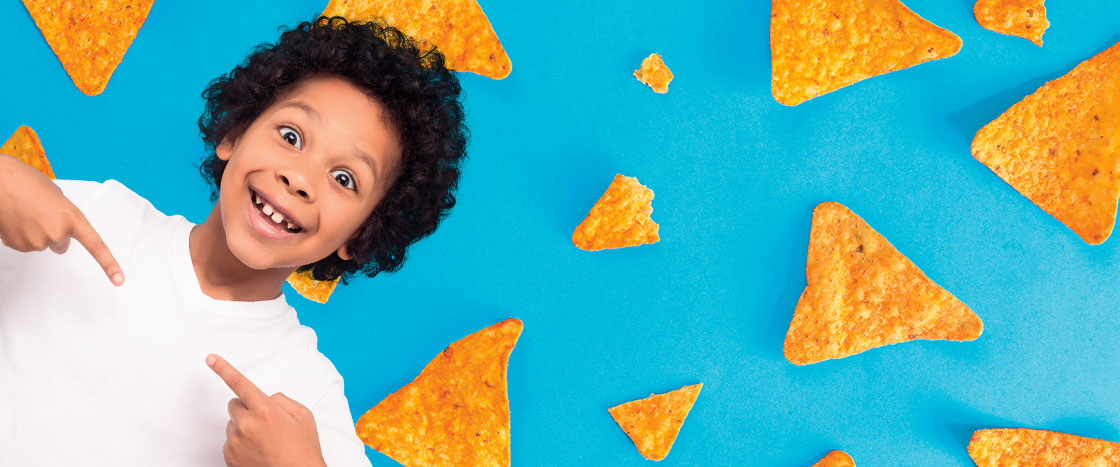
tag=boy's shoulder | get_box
[53,178,183,246]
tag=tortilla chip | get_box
[972,39,1120,245]
[285,269,338,304]
[969,428,1120,465]
[974,0,1048,47]
[2,126,54,179]
[572,174,659,251]
[322,0,511,79]
[634,53,674,94]
[608,383,702,461]
[770,0,962,106]
[22,0,155,96]
[811,450,855,467]
[355,318,522,467]
[783,202,983,365]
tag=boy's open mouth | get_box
[249,188,303,235]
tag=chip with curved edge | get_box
[608,383,702,462]
[572,174,659,251]
[285,269,338,304]
[22,0,155,96]
[770,0,962,106]
[972,39,1120,245]
[2,126,54,179]
[322,0,511,79]
[811,450,855,467]
[974,0,1048,47]
[355,318,522,467]
[783,202,983,365]
[634,53,674,94]
[968,428,1120,465]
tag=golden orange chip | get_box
[608,383,702,461]
[355,318,522,466]
[770,0,962,106]
[322,0,511,79]
[571,174,659,251]
[22,0,155,96]
[284,269,339,304]
[811,450,855,467]
[2,126,54,179]
[974,0,1048,47]
[969,428,1120,465]
[783,202,983,365]
[634,53,674,94]
[972,39,1120,245]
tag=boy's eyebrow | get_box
[352,146,381,183]
[279,101,320,122]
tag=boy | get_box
[0,17,467,466]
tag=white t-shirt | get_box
[0,179,372,467]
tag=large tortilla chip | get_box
[355,318,522,467]
[285,269,338,304]
[634,53,673,94]
[608,383,702,461]
[22,0,155,96]
[2,126,54,179]
[322,0,511,79]
[571,174,659,251]
[969,428,1120,465]
[783,202,982,365]
[974,0,1048,47]
[770,0,962,106]
[972,39,1120,245]
[811,450,855,467]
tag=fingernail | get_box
[112,272,123,286]
[206,355,216,367]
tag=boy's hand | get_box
[0,154,124,286]
[206,354,328,467]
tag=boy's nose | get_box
[278,172,313,201]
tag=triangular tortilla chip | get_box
[322,0,511,79]
[355,318,522,467]
[812,450,855,467]
[969,428,1120,465]
[22,0,155,96]
[285,269,338,304]
[974,0,1048,47]
[608,383,702,461]
[634,53,674,94]
[571,174,659,251]
[783,202,983,365]
[2,126,54,179]
[972,39,1120,245]
[770,0,962,105]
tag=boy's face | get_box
[215,75,402,270]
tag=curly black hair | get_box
[197,16,468,283]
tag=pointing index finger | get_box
[69,208,124,286]
[207,354,268,409]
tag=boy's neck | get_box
[188,205,294,302]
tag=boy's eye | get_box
[279,126,302,149]
[331,169,356,190]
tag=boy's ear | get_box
[337,242,352,261]
[216,134,236,161]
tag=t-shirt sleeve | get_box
[312,379,374,467]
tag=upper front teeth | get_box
[254,193,292,227]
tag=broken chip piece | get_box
[572,174,659,251]
[968,428,1120,465]
[634,53,674,94]
[355,318,522,467]
[770,0,962,105]
[972,39,1120,245]
[974,0,1048,47]
[783,202,983,365]
[285,268,339,304]
[811,450,855,467]
[322,0,512,79]
[22,0,155,96]
[608,383,702,461]
[2,126,54,179]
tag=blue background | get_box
[2,0,1119,465]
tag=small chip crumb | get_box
[633,53,674,94]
